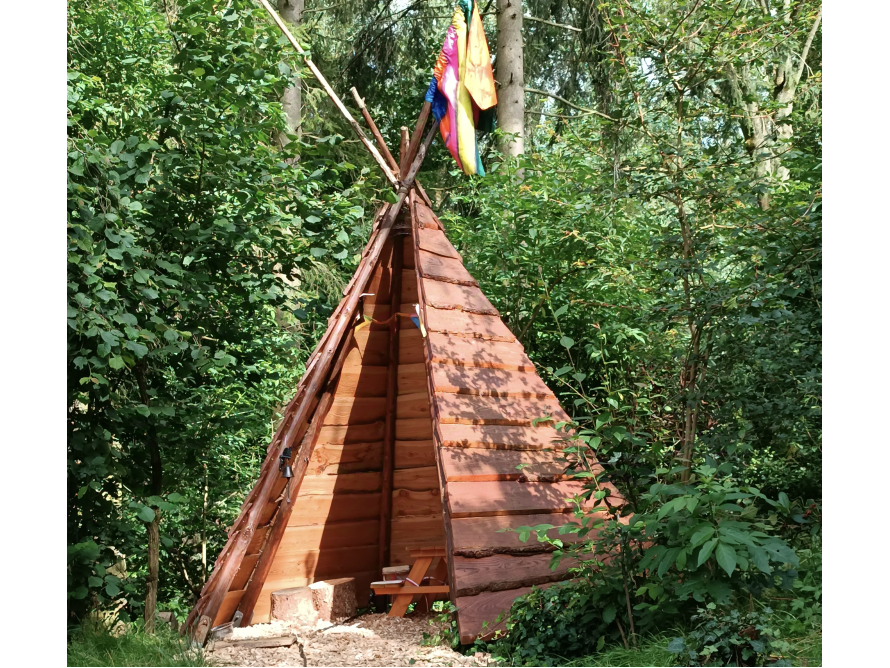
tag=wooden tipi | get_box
[184,0,622,645]
[184,192,621,643]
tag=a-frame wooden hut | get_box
[184,1,622,645]
[184,193,622,644]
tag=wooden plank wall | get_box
[247,242,396,624]
[391,234,445,567]
[245,234,444,624]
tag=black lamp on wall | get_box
[279,447,293,503]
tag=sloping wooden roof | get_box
[184,197,622,645]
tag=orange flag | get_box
[463,4,497,111]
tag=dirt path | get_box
[208,613,492,667]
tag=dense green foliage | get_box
[68,0,820,663]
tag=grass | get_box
[558,630,821,667]
[67,623,210,667]
[561,633,680,667]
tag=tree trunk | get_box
[134,365,164,632]
[144,510,162,632]
[496,0,524,157]
[278,0,304,146]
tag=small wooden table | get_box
[371,546,450,617]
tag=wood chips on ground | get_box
[208,612,492,667]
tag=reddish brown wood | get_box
[438,423,572,450]
[435,394,570,426]
[233,324,361,626]
[424,308,516,342]
[455,583,558,644]
[406,100,431,170]
[399,127,410,180]
[447,480,603,518]
[417,226,461,260]
[428,334,533,372]
[440,448,572,483]
[418,250,477,286]
[452,553,572,597]
[450,513,587,555]
[431,364,555,399]
[379,233,404,569]
[422,280,499,315]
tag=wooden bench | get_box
[371,546,450,617]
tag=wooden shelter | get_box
[184,195,622,644]
[183,1,622,646]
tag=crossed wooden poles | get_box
[182,1,440,643]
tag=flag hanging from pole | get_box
[424,0,497,176]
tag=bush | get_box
[667,606,790,667]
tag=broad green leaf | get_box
[715,543,737,577]
[137,506,155,523]
[689,525,715,548]
[602,604,616,623]
[560,336,575,349]
[697,538,718,567]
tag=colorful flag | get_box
[424,2,497,176]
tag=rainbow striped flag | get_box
[424,1,497,176]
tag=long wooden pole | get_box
[235,328,356,624]
[350,88,433,207]
[256,0,397,186]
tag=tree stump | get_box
[271,577,356,626]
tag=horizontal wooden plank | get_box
[431,364,554,399]
[395,417,433,440]
[392,488,442,518]
[397,363,428,395]
[363,301,391,324]
[456,584,557,644]
[435,394,570,426]
[253,570,377,623]
[213,589,245,626]
[343,329,389,367]
[417,226,461,260]
[438,423,571,450]
[451,514,587,554]
[308,442,383,475]
[390,516,447,567]
[440,449,571,483]
[267,544,378,581]
[453,553,572,597]
[212,636,297,650]
[393,466,440,491]
[297,472,382,496]
[423,280,498,315]
[415,203,444,232]
[396,392,431,420]
[322,397,387,426]
[372,584,450,595]
[316,421,385,445]
[334,366,388,398]
[288,493,381,526]
[230,553,259,592]
[447,480,596,518]
[424,308,515,342]
[428,333,534,371]
[418,249,477,286]
[278,520,380,553]
[399,327,425,364]
[394,439,437,469]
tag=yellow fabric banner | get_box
[464,4,497,111]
